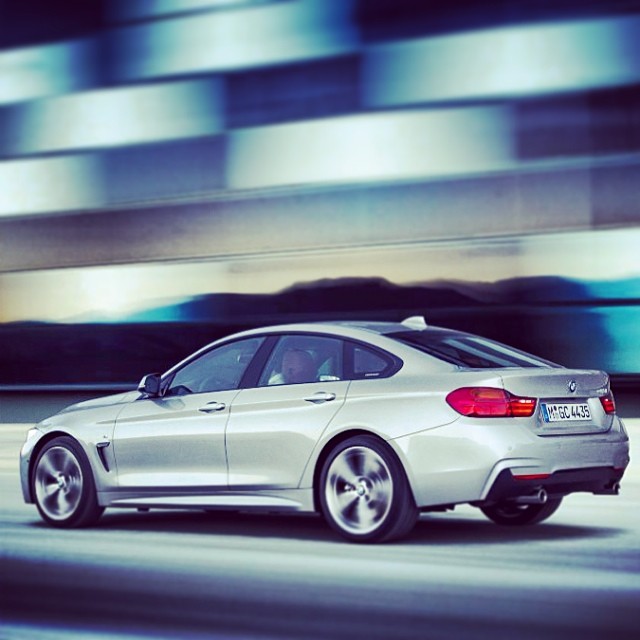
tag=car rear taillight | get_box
[600,393,616,415]
[446,387,537,418]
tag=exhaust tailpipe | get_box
[513,488,548,505]
[595,482,621,495]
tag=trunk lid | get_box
[496,368,612,435]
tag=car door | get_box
[112,337,264,489]
[225,334,349,489]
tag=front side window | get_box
[259,335,343,386]
[390,331,557,369]
[166,337,264,395]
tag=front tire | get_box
[480,497,562,526]
[32,436,104,528]
[319,435,418,543]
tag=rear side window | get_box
[354,346,389,377]
[390,331,557,369]
[348,343,399,379]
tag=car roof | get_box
[227,318,454,341]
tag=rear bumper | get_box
[481,466,626,505]
[392,415,630,508]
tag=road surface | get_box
[1,421,639,639]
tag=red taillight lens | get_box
[600,393,616,415]
[446,387,537,418]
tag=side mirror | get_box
[138,373,161,397]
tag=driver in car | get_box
[270,349,317,385]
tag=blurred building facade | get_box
[1,0,639,395]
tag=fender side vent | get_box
[96,442,111,472]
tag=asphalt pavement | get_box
[1,420,639,640]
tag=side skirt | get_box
[98,488,315,513]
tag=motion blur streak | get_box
[0,39,96,105]
[0,0,639,400]
[14,79,224,154]
[111,0,357,78]
[364,15,640,105]
[0,155,103,217]
[227,107,511,188]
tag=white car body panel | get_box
[226,380,350,488]
[112,389,241,488]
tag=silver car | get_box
[20,318,630,542]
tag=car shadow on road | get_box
[82,508,624,545]
[95,508,337,541]
[407,513,623,545]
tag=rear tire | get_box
[32,436,104,528]
[480,497,562,526]
[319,435,418,543]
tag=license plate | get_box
[541,402,591,422]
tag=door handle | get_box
[198,401,226,413]
[304,391,336,404]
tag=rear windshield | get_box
[390,331,557,369]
